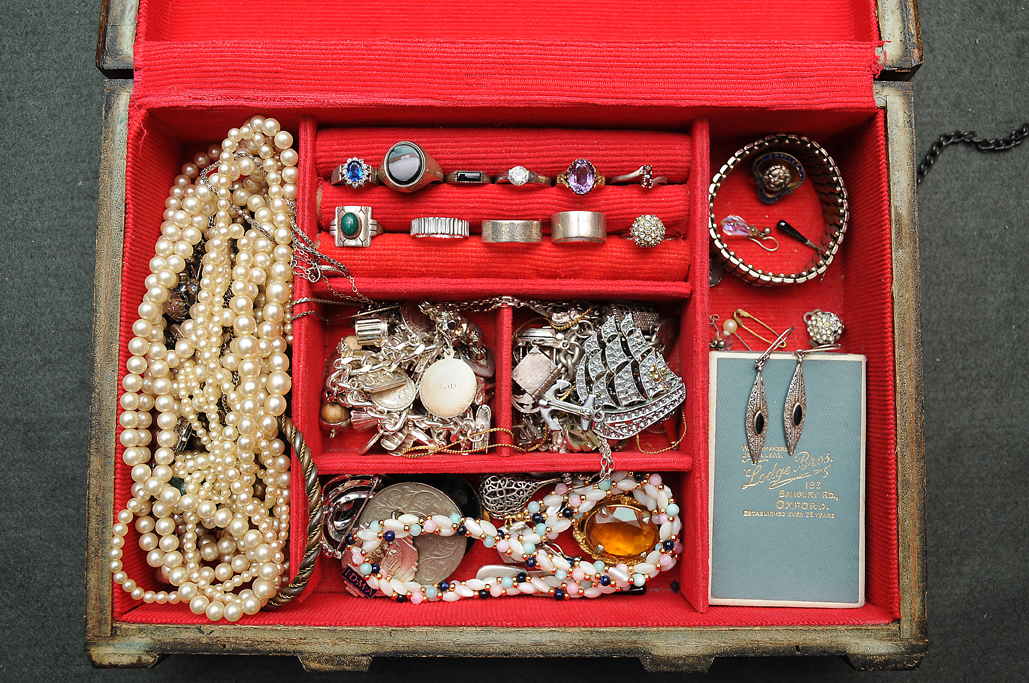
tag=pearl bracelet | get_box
[341,471,681,602]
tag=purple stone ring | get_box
[557,158,606,195]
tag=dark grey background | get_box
[1,1,1026,680]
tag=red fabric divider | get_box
[310,277,692,302]
[137,0,879,44]
[308,234,691,281]
[131,41,881,113]
[314,127,692,183]
[317,183,689,236]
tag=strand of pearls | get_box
[110,115,298,622]
[344,472,681,602]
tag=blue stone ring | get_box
[330,157,380,188]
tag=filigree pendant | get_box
[784,356,807,456]
[745,366,769,463]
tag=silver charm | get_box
[479,473,562,519]
[746,328,794,463]
[783,344,841,456]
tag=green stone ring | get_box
[330,206,382,248]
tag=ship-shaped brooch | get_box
[538,314,686,440]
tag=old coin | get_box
[419,356,477,418]
[370,374,417,411]
[359,482,466,583]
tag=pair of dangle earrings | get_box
[745,328,840,463]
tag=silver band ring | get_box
[411,217,470,239]
[379,141,444,192]
[495,166,552,187]
[481,220,543,244]
[330,157,380,188]
[330,206,383,248]
[608,165,668,189]
[551,211,606,243]
[444,170,494,185]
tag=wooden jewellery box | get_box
[87,0,926,672]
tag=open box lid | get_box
[97,0,922,95]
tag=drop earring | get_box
[783,344,841,455]
[746,327,794,464]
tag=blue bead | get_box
[522,542,535,554]
[633,573,646,587]
[554,589,566,600]
[383,530,395,542]
[527,501,540,514]
[424,586,438,599]
[525,558,537,569]
[478,590,489,599]
[449,513,461,524]
[594,560,605,572]
[663,540,675,551]
[483,535,495,548]
[516,572,528,583]
[369,521,381,532]
[457,525,467,536]
[600,575,611,586]
[359,563,372,576]
[531,512,544,524]
[345,533,355,546]
[370,563,380,574]
[395,594,407,603]
[666,503,679,516]
[410,524,422,536]
[562,508,574,518]
[501,577,513,588]
[535,523,547,536]
[598,479,612,490]
[439,581,450,592]
[555,569,567,580]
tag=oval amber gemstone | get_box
[583,504,658,560]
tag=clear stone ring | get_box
[495,166,552,187]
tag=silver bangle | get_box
[551,211,606,243]
[330,157,380,188]
[608,164,668,189]
[330,206,383,248]
[481,219,543,244]
[444,170,494,185]
[495,166,552,187]
[411,217,470,239]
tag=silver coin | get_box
[370,374,417,411]
[359,482,466,583]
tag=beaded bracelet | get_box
[342,471,681,602]
[709,133,849,286]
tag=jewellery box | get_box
[87,0,926,671]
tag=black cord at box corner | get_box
[917,122,1029,185]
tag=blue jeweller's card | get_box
[709,351,866,607]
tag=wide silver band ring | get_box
[411,217,470,239]
[495,166,552,187]
[444,170,494,185]
[379,141,444,192]
[551,211,607,243]
[608,165,668,189]
[330,157,380,188]
[481,219,543,244]
[330,206,383,248]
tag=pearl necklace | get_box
[344,472,681,602]
[109,116,297,622]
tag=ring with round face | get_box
[551,211,607,243]
[481,219,543,244]
[556,158,606,195]
[752,151,805,203]
[330,157,380,188]
[608,165,668,189]
[410,217,470,239]
[443,170,494,185]
[495,166,552,187]
[627,214,666,248]
[330,206,383,247]
[378,141,444,192]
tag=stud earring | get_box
[783,344,841,455]
[804,309,845,346]
[745,327,794,464]
[720,215,779,251]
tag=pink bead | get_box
[572,568,585,581]
[423,519,437,533]
[616,563,628,573]
[656,514,668,524]
[674,541,683,554]
[569,494,581,507]
[497,539,509,553]
[411,591,423,604]
[649,473,662,486]
[567,582,579,596]
[555,483,568,495]
[659,554,673,567]
[490,584,504,597]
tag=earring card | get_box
[708,351,866,607]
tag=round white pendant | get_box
[419,357,477,418]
